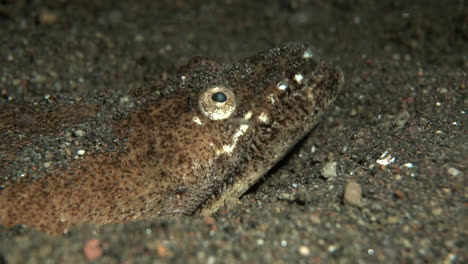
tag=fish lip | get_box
[335,65,345,92]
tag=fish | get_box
[0,42,344,234]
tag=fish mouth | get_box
[334,65,345,94]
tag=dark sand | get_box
[0,0,466,263]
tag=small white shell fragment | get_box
[321,161,337,178]
[256,239,264,246]
[299,246,310,256]
[328,245,338,253]
[376,151,396,166]
[402,163,414,168]
[447,167,462,177]
[77,150,86,156]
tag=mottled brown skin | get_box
[0,42,344,234]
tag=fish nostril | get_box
[302,47,320,61]
[302,46,321,73]
[277,80,290,91]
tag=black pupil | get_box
[211,92,227,103]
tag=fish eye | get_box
[211,92,228,103]
[199,86,236,120]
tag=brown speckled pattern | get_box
[0,42,344,234]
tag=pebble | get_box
[344,180,363,207]
[204,216,216,225]
[39,10,59,25]
[298,245,310,256]
[278,192,294,201]
[431,208,443,216]
[393,110,410,129]
[321,161,337,178]
[77,150,86,156]
[156,243,169,258]
[308,213,321,224]
[386,215,400,224]
[119,96,130,104]
[73,130,84,137]
[393,190,404,199]
[447,167,462,177]
[82,239,103,261]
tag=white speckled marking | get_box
[258,112,269,123]
[277,81,289,91]
[192,116,203,125]
[294,74,304,84]
[217,124,250,155]
[244,111,253,120]
[268,94,276,104]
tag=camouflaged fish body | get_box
[0,42,344,234]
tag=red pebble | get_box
[83,238,103,261]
